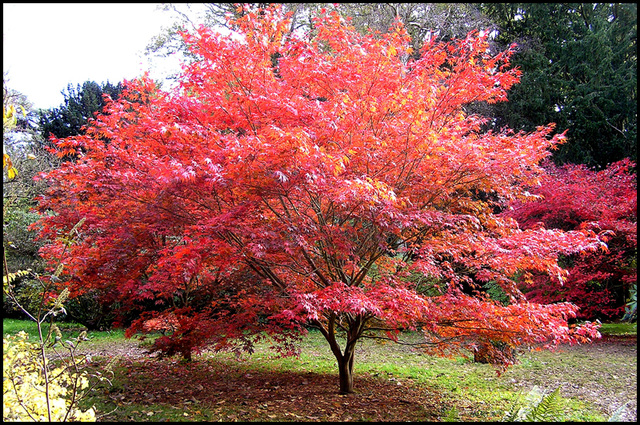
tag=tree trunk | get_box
[337,349,355,394]
[311,314,362,394]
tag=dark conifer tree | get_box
[38,80,124,143]
[482,3,637,168]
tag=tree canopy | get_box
[149,3,637,169]
[35,6,603,394]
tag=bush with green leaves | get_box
[2,271,42,319]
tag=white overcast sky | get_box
[3,3,184,110]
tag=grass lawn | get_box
[598,321,637,336]
[3,317,126,344]
[4,318,636,421]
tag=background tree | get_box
[146,3,493,67]
[3,78,120,328]
[3,78,60,317]
[335,3,492,52]
[504,159,637,321]
[35,6,602,395]
[38,80,124,149]
[481,3,637,168]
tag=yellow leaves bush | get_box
[3,331,96,422]
[3,104,24,180]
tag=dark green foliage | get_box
[2,201,47,320]
[483,280,510,306]
[63,290,116,330]
[3,201,44,269]
[482,3,637,168]
[2,274,43,319]
[38,80,124,144]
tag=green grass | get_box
[3,317,126,344]
[598,321,637,336]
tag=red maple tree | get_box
[34,7,603,394]
[504,159,637,320]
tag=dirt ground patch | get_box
[106,359,446,421]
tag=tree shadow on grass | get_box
[96,356,451,421]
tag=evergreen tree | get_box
[482,3,637,168]
[38,81,124,143]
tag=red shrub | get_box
[505,159,637,320]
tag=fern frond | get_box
[503,397,523,422]
[502,386,564,422]
[525,386,562,421]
